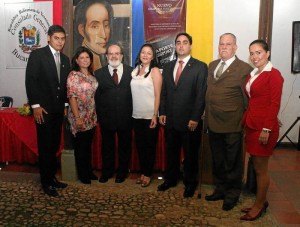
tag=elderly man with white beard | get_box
[95,43,133,184]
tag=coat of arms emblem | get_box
[19,25,41,53]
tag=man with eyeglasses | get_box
[95,43,133,184]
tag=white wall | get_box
[214,0,260,63]
[272,0,300,142]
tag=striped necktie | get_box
[215,61,225,80]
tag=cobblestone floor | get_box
[0,171,279,227]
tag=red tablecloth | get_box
[0,108,167,171]
[0,108,38,164]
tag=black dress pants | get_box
[208,130,243,200]
[73,127,95,180]
[164,127,202,187]
[36,112,63,187]
[100,127,132,177]
[133,118,158,177]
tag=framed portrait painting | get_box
[73,0,131,71]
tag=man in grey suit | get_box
[205,33,252,210]
[158,32,208,198]
[95,43,133,184]
[25,25,71,197]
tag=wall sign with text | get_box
[5,2,53,69]
[143,0,186,67]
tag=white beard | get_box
[108,60,121,68]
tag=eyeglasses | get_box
[107,52,121,56]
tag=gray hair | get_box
[219,33,237,44]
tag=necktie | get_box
[54,52,60,82]
[215,61,225,80]
[175,60,184,85]
[113,68,118,85]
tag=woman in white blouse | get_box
[131,44,162,187]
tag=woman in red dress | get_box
[241,40,284,221]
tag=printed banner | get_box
[5,2,53,68]
[143,0,186,66]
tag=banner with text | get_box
[5,2,53,68]
[143,0,186,66]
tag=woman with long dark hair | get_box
[131,44,162,187]
[67,46,98,184]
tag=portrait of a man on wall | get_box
[73,0,131,71]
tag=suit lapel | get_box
[169,61,177,87]
[209,60,220,83]
[104,66,117,86]
[217,57,240,81]
[60,55,66,83]
[45,46,59,83]
[211,60,221,72]
[119,65,128,86]
[176,57,194,87]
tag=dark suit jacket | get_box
[25,45,70,113]
[205,57,252,133]
[95,64,133,130]
[160,57,208,131]
[243,68,284,131]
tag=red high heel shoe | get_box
[240,205,267,221]
[241,201,269,213]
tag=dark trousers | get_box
[100,127,132,177]
[133,118,158,177]
[165,127,202,187]
[36,112,63,187]
[208,130,243,200]
[73,127,95,180]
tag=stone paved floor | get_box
[0,171,279,227]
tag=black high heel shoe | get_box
[240,205,267,221]
[89,172,98,180]
[241,201,269,213]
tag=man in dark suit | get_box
[95,43,133,183]
[158,32,208,198]
[25,25,71,197]
[205,33,253,210]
